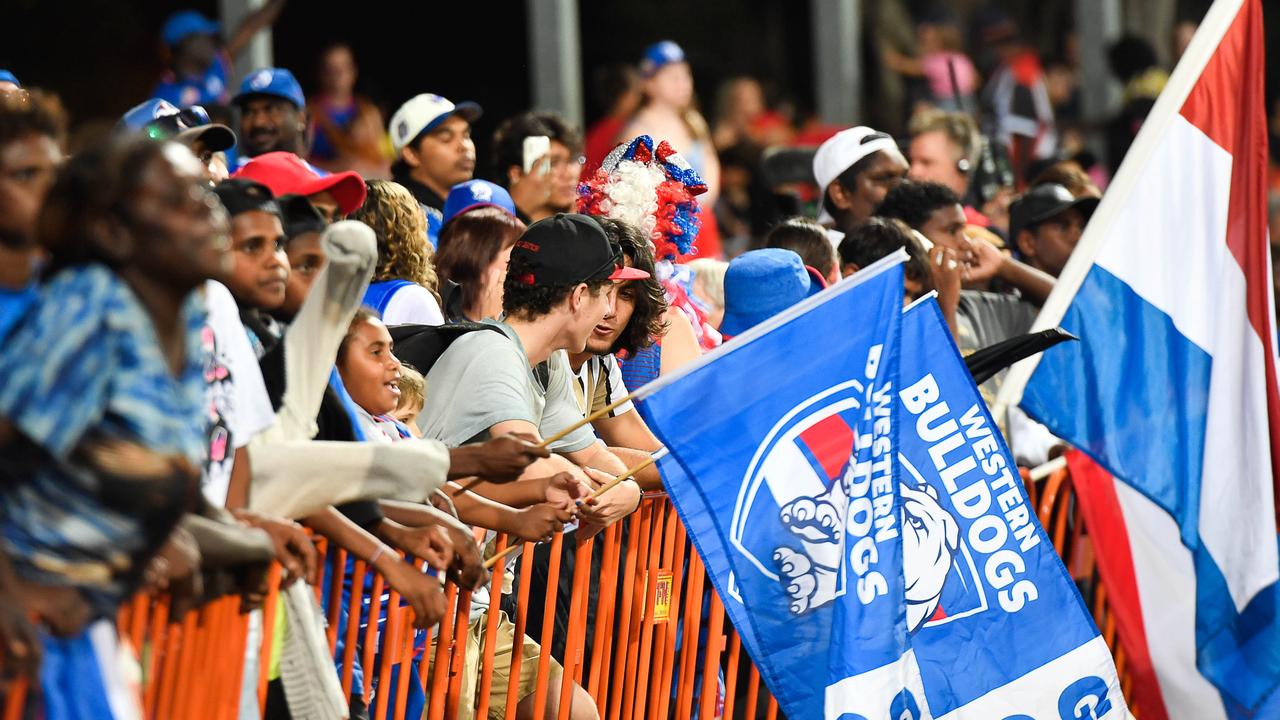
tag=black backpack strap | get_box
[387,322,506,374]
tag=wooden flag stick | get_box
[484,451,664,569]
[536,393,635,449]
[483,542,525,570]
[584,455,657,502]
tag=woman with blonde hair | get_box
[351,179,445,325]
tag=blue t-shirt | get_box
[0,265,209,615]
[310,101,357,161]
[153,51,232,107]
[0,282,37,341]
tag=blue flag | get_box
[892,298,1127,717]
[638,257,912,719]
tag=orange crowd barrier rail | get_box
[2,476,1135,719]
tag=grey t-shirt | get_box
[419,320,597,453]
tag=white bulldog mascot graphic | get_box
[774,477,959,632]
[730,379,963,633]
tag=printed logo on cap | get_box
[471,183,492,201]
[397,119,410,143]
[250,70,274,90]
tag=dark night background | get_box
[1,0,1275,180]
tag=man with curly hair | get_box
[565,217,666,488]
[419,213,648,719]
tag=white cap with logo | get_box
[812,126,903,196]
[388,94,483,153]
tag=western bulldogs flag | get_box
[997,0,1280,717]
[897,298,1127,718]
[637,255,910,719]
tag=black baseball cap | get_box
[509,213,651,287]
[1008,183,1099,240]
[213,178,281,219]
[278,194,326,238]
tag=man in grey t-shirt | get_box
[422,213,650,526]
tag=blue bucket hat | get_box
[161,11,221,47]
[720,248,824,338]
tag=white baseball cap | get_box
[389,93,482,153]
[812,126,903,196]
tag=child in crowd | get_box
[392,363,427,435]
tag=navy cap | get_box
[232,68,305,109]
[639,41,686,78]
[510,214,650,287]
[162,10,220,47]
[213,178,281,219]
[1008,183,1099,241]
[442,180,516,226]
[0,70,19,88]
[279,194,327,238]
[720,248,821,337]
[118,99,236,152]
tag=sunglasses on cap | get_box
[143,105,212,141]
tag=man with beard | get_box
[232,67,308,166]
[388,93,481,248]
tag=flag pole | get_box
[536,393,635,449]
[482,450,666,569]
[993,0,1245,416]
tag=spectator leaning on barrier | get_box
[492,111,585,224]
[420,213,646,533]
[565,216,667,487]
[389,93,481,248]
[0,137,230,716]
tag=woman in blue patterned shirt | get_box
[0,136,230,718]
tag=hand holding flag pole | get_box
[535,393,636,449]
[482,449,666,569]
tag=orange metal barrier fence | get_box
[3,476,1132,719]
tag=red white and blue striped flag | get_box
[999,0,1280,716]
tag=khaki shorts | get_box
[428,610,563,720]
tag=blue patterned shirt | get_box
[0,264,209,615]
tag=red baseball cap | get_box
[232,152,367,215]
